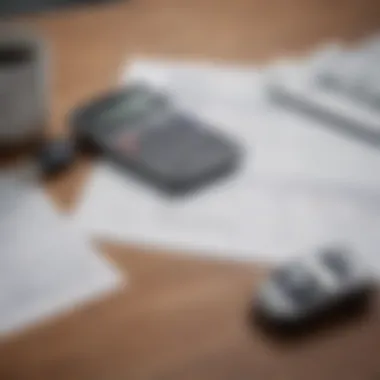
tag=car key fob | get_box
[254,247,376,328]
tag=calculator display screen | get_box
[98,89,168,125]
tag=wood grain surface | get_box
[1,1,380,379]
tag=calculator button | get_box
[112,131,140,156]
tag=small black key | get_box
[38,138,76,176]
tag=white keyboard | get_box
[267,38,380,145]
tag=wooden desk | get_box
[2,1,380,379]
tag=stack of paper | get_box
[0,165,123,338]
[73,44,380,271]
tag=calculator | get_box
[70,83,242,194]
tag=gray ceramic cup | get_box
[0,26,48,147]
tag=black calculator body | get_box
[70,84,242,195]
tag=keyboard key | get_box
[320,248,351,280]
[274,265,323,307]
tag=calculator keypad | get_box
[113,113,234,180]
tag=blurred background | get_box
[1,1,380,380]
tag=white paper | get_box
[73,59,380,267]
[75,161,380,266]
[0,166,123,337]
[126,59,380,189]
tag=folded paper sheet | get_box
[0,166,123,337]
[74,59,380,270]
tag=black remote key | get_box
[254,247,375,327]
